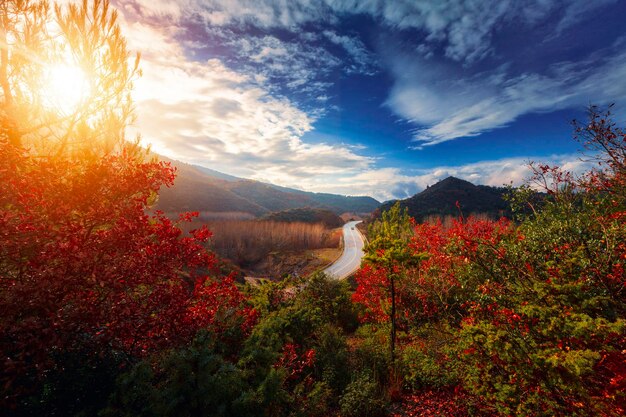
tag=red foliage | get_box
[352,265,390,324]
[390,387,496,417]
[592,341,626,414]
[353,216,512,326]
[0,139,256,403]
[274,343,316,382]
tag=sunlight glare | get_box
[43,63,90,115]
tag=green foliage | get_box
[237,273,362,416]
[339,372,387,417]
[503,183,545,221]
[103,336,254,417]
[352,325,392,385]
[253,367,291,417]
[366,202,417,267]
[296,272,360,332]
[401,325,460,389]
[297,382,334,417]
[312,324,352,393]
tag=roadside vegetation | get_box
[1,1,624,416]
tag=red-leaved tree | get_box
[0,0,257,408]
[0,136,257,407]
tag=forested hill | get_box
[380,176,511,221]
[155,156,380,216]
[261,207,344,228]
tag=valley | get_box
[163,157,520,280]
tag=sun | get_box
[42,62,91,115]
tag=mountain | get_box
[155,157,380,217]
[191,164,240,182]
[156,159,267,216]
[274,186,384,214]
[227,181,316,212]
[380,176,511,221]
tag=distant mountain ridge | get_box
[155,156,380,217]
[380,176,510,221]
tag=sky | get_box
[106,0,626,201]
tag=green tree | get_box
[359,202,424,364]
[452,108,626,415]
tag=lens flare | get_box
[43,63,90,115]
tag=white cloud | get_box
[384,38,626,145]
[306,154,593,202]
[117,16,378,196]
[322,30,377,74]
[106,0,617,202]
[228,35,341,93]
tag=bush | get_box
[313,325,352,394]
[297,272,360,332]
[339,372,387,417]
[103,337,255,417]
[401,344,459,389]
[352,325,392,387]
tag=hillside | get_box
[262,207,344,228]
[227,181,315,212]
[155,157,380,216]
[155,161,268,216]
[380,176,511,221]
[286,189,382,214]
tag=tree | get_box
[353,108,626,414]
[442,107,626,415]
[353,203,423,364]
[0,0,139,154]
[0,1,256,412]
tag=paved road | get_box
[324,220,365,279]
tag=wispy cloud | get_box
[322,30,378,74]
[183,0,606,64]
[554,0,618,34]
[385,38,626,145]
[228,35,341,94]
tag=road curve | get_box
[324,220,365,279]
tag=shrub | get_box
[339,372,387,417]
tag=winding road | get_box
[323,220,365,279]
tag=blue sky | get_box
[110,0,626,201]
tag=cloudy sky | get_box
[110,0,626,201]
